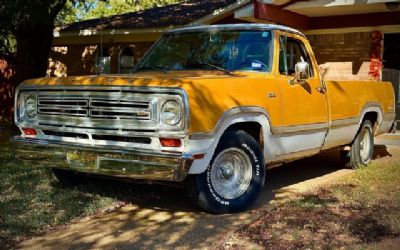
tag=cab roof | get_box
[167,24,305,37]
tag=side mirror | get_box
[290,61,310,85]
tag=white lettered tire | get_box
[186,130,265,214]
[344,120,374,169]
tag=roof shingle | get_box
[61,0,244,32]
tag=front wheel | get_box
[344,120,374,169]
[186,130,265,214]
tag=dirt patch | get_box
[215,147,400,249]
[231,196,397,249]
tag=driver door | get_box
[274,31,329,154]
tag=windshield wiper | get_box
[134,65,169,74]
[198,61,236,76]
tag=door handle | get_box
[316,80,327,94]
[315,87,326,94]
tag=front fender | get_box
[185,106,273,174]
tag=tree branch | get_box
[49,0,68,20]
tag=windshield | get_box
[135,30,273,73]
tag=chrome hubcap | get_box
[210,148,253,199]
[221,165,234,179]
[359,127,372,163]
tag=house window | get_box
[119,47,135,74]
[96,48,111,74]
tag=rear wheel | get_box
[52,168,86,185]
[343,120,374,169]
[186,130,265,214]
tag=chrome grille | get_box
[38,96,152,120]
[16,86,187,139]
[89,99,150,120]
[38,98,88,117]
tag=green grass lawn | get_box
[236,160,400,249]
[2,127,399,249]
[0,130,183,249]
[0,140,121,248]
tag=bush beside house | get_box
[0,56,15,128]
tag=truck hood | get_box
[20,70,273,134]
[21,71,245,88]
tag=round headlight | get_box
[24,96,37,118]
[161,100,181,125]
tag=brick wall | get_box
[48,42,154,76]
[307,32,372,80]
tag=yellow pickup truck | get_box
[12,24,396,213]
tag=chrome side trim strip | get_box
[271,122,328,134]
[330,117,359,128]
[328,102,385,129]
[189,106,329,139]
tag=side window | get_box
[279,36,313,77]
[96,48,111,74]
[279,36,288,75]
[119,47,135,74]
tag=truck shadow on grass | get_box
[49,145,369,213]
[2,144,394,249]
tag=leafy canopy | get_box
[0,0,183,54]
[57,0,182,25]
[0,0,68,55]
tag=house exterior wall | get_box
[307,32,372,80]
[48,42,154,76]
[49,31,376,82]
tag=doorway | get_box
[382,33,400,127]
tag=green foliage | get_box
[0,0,67,32]
[57,0,183,25]
[0,33,16,55]
[0,0,67,54]
[0,0,71,82]
[56,0,79,26]
[0,0,182,61]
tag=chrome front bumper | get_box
[10,137,193,182]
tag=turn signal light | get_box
[22,128,37,136]
[160,138,182,147]
[193,154,205,160]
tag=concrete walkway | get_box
[17,142,399,249]
[376,131,400,146]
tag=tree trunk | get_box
[15,24,54,84]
